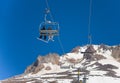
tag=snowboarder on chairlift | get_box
[39,26,46,40]
[47,27,54,41]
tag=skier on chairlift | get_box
[39,25,47,40]
[47,27,54,41]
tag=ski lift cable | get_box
[45,0,66,55]
[88,0,93,45]
[45,0,54,22]
[57,35,66,55]
[45,0,50,10]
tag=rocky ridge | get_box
[2,44,120,83]
[24,44,120,77]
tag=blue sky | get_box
[0,0,120,80]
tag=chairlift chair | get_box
[38,20,59,43]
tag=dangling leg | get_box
[48,36,50,41]
[48,35,54,41]
[39,34,42,39]
[44,35,47,40]
[51,35,54,41]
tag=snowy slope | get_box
[2,44,120,83]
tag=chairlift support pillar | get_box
[83,74,88,83]
[77,68,80,83]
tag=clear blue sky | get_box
[0,0,120,80]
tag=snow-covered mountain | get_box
[2,44,120,83]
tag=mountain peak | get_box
[2,44,120,83]
[25,53,60,74]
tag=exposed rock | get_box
[95,63,118,71]
[112,45,120,62]
[45,66,51,70]
[104,70,117,77]
[67,58,77,63]
[25,53,60,74]
[71,46,80,53]
[36,56,44,64]
[88,62,118,71]
[33,56,43,66]
[33,64,44,74]
[88,62,102,67]
[98,44,111,51]
[93,54,106,60]
[87,62,119,77]
[103,64,118,69]
[24,65,35,74]
[36,53,60,65]
[45,53,60,65]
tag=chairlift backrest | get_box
[39,21,59,36]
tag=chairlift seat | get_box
[40,30,58,33]
[40,30,59,36]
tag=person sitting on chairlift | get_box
[39,26,46,40]
[47,27,54,41]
